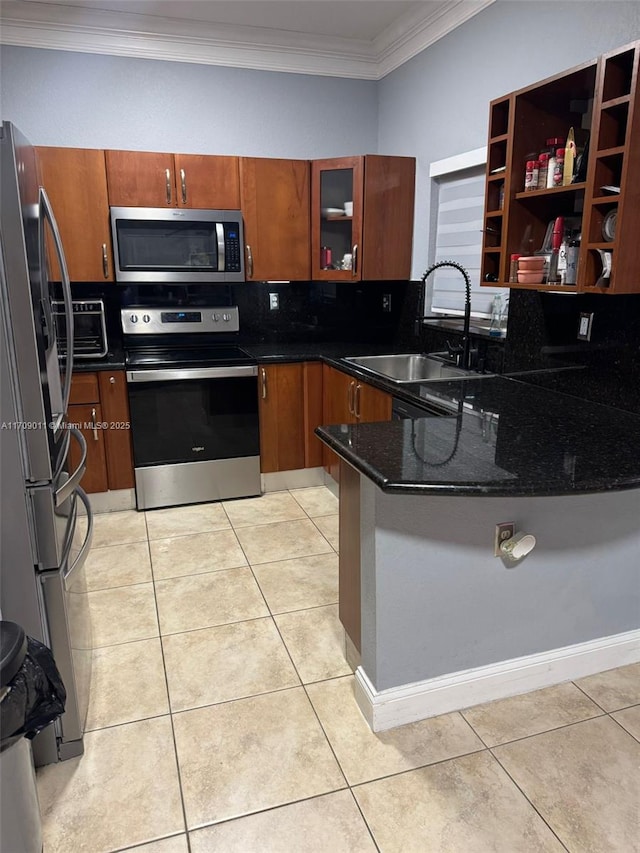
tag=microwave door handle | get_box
[216,222,225,272]
[55,426,87,507]
[39,187,73,416]
[64,486,93,581]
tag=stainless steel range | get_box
[122,305,261,510]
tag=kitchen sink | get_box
[344,353,474,384]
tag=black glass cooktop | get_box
[126,344,254,369]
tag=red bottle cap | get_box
[538,152,550,163]
[526,160,535,169]
[546,137,565,146]
[556,148,565,157]
[510,254,521,260]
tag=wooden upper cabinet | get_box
[240,158,310,281]
[36,147,113,282]
[311,155,415,281]
[105,150,240,209]
[174,154,240,209]
[106,150,175,207]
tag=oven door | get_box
[126,365,261,509]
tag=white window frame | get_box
[426,146,504,320]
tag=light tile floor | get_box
[37,487,640,853]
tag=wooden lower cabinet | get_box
[322,365,392,483]
[98,371,135,490]
[68,402,109,494]
[339,459,362,651]
[68,370,134,493]
[258,362,323,474]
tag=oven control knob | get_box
[142,314,151,323]
[223,313,230,322]
[130,314,138,324]
[213,313,220,322]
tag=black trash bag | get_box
[0,636,66,753]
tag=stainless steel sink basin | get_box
[344,353,472,383]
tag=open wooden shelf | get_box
[481,39,640,295]
[514,182,586,200]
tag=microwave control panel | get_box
[224,224,241,272]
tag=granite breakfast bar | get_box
[316,376,640,731]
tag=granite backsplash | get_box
[70,278,640,414]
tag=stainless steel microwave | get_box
[110,207,245,283]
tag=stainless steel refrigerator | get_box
[0,121,93,765]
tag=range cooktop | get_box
[125,344,254,369]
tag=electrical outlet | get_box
[494,522,515,556]
[269,292,279,311]
[577,312,593,341]
[382,293,392,312]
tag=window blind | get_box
[427,164,503,318]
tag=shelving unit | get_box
[581,42,640,292]
[481,39,640,295]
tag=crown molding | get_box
[0,1,495,80]
[375,0,495,78]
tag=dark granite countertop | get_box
[316,376,640,497]
[72,343,126,373]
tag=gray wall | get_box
[1,2,639,265]
[377,0,640,277]
[0,46,378,157]
[360,480,640,691]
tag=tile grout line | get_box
[570,679,610,713]
[460,709,608,750]
[145,515,194,853]
[488,748,571,852]
[607,708,640,743]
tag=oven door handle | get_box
[126,365,258,383]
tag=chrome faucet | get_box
[420,260,473,371]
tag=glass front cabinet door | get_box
[311,157,364,280]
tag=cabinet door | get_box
[361,155,416,280]
[311,157,364,280]
[68,403,109,494]
[174,154,240,209]
[240,158,310,281]
[98,371,134,490]
[321,365,356,482]
[339,459,361,651]
[106,150,176,207]
[355,381,393,423]
[303,362,324,468]
[36,148,113,282]
[258,364,306,473]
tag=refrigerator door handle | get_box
[39,187,73,418]
[64,486,93,582]
[55,426,86,508]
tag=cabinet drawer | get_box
[69,373,99,405]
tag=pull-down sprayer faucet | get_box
[419,260,473,371]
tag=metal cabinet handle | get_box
[165,168,172,205]
[180,168,187,205]
[102,243,109,278]
[261,367,267,399]
[352,244,358,277]
[347,380,355,415]
[246,244,254,278]
[91,407,99,441]
[354,384,362,419]
[109,376,115,385]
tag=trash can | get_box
[1,621,67,853]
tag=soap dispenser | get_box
[489,294,504,338]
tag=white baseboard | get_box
[262,468,326,492]
[354,629,640,732]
